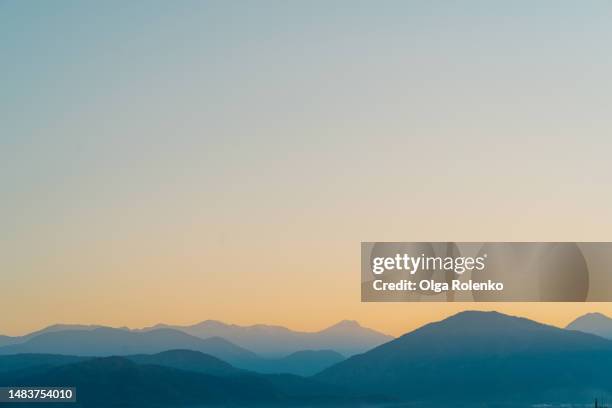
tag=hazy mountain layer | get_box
[0,328,255,365]
[139,319,393,357]
[566,312,612,339]
[0,350,242,378]
[0,355,378,407]
[3,312,612,405]
[236,349,345,376]
[316,311,612,403]
[2,319,392,359]
[0,344,344,376]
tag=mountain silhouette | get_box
[4,312,611,405]
[0,356,280,407]
[1,319,392,359]
[240,350,345,376]
[0,335,17,348]
[0,324,109,348]
[0,353,87,374]
[0,328,256,365]
[125,349,241,376]
[0,356,381,407]
[24,323,106,338]
[0,350,239,377]
[316,311,612,403]
[0,326,348,376]
[139,319,392,357]
[567,312,612,339]
[0,348,343,378]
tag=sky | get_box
[2,1,612,337]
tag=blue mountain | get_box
[316,311,612,403]
[140,319,392,357]
[238,349,345,376]
[0,355,380,407]
[0,328,255,365]
[566,312,612,339]
[125,349,241,376]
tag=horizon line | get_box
[1,309,600,339]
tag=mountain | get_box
[0,353,88,373]
[22,323,107,339]
[0,325,124,350]
[567,312,612,338]
[1,319,392,358]
[0,348,343,378]
[0,335,18,347]
[240,350,345,376]
[125,349,240,376]
[140,319,393,357]
[0,326,346,376]
[0,350,239,377]
[0,356,380,407]
[0,328,256,365]
[0,356,281,407]
[317,311,612,403]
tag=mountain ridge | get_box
[137,319,393,357]
[566,312,612,339]
[0,328,256,365]
[1,319,392,358]
[3,312,612,404]
[316,310,612,403]
[0,355,379,407]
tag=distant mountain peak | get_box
[567,312,612,327]
[576,312,609,320]
[566,312,612,339]
[336,319,361,327]
[324,320,362,330]
[196,320,229,328]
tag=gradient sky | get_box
[2,1,612,337]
